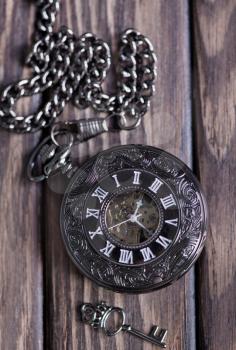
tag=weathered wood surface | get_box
[0,1,43,349]
[0,0,235,349]
[193,1,236,349]
[44,1,193,349]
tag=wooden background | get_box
[0,0,235,349]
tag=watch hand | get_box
[109,213,142,230]
[133,195,144,216]
[108,218,131,230]
[134,218,153,236]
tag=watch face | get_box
[106,189,160,246]
[60,145,208,293]
[83,169,179,266]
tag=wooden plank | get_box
[0,1,43,349]
[43,0,195,349]
[192,1,236,349]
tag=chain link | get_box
[35,0,60,39]
[0,0,157,133]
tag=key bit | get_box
[150,326,168,342]
[80,301,167,348]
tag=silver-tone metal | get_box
[122,325,167,348]
[27,132,75,182]
[50,126,74,147]
[0,1,157,133]
[51,116,112,143]
[27,116,121,182]
[60,144,208,293]
[81,301,167,348]
[35,0,60,40]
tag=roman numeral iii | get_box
[119,249,134,264]
[92,186,108,203]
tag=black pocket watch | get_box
[27,116,208,294]
[58,143,207,293]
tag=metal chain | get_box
[0,0,157,133]
[35,0,60,39]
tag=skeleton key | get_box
[122,324,167,348]
[80,301,168,348]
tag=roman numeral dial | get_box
[83,168,180,266]
[62,144,207,292]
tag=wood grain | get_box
[0,1,43,349]
[43,1,194,350]
[192,1,236,349]
[6,0,236,349]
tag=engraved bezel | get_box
[60,144,208,293]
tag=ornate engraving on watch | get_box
[60,144,207,293]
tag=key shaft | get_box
[122,324,167,348]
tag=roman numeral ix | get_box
[86,208,100,219]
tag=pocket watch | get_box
[44,140,206,293]
[26,116,207,294]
